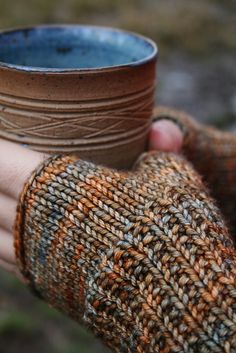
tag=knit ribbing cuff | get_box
[14,154,74,293]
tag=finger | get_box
[0,139,47,200]
[0,258,15,272]
[0,258,22,280]
[149,119,183,153]
[0,193,17,233]
[0,259,24,281]
[0,227,15,264]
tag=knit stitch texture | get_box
[14,152,236,353]
[153,106,236,236]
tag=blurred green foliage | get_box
[0,270,108,353]
[0,311,37,336]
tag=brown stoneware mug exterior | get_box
[0,25,157,169]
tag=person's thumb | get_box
[149,119,183,153]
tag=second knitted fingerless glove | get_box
[153,106,236,237]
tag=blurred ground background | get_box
[0,1,235,352]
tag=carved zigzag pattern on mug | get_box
[0,113,129,139]
[0,87,154,140]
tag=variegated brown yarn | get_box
[14,152,236,353]
[153,106,236,236]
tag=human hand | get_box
[0,118,182,276]
[0,142,47,277]
[13,139,236,353]
[2,109,236,353]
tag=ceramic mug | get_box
[0,25,157,169]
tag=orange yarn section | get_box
[15,152,236,352]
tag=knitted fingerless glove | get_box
[153,106,236,236]
[14,152,236,353]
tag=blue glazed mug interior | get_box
[0,25,157,71]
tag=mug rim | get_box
[0,24,158,73]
